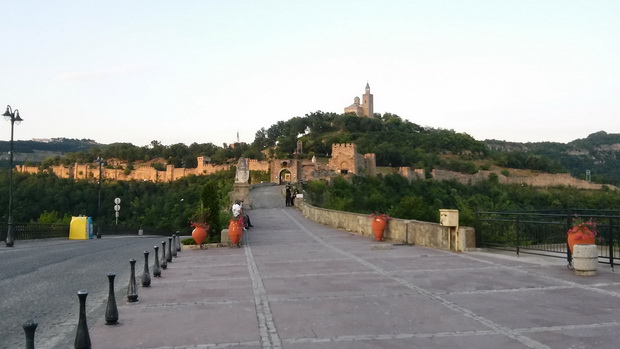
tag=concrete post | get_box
[160,241,167,270]
[167,237,173,262]
[127,259,138,302]
[105,273,119,325]
[153,246,161,277]
[74,290,91,349]
[23,320,37,349]
[171,235,178,258]
[573,244,598,276]
[142,251,151,287]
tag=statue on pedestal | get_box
[235,157,249,184]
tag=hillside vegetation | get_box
[486,131,620,185]
[1,112,619,230]
[304,172,620,227]
[3,113,620,186]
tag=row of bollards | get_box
[21,233,184,348]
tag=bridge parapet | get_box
[298,201,475,251]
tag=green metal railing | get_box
[0,223,175,241]
[476,209,619,269]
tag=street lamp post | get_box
[3,105,23,247]
[95,157,105,239]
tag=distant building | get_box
[344,83,374,117]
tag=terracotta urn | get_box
[192,226,207,245]
[228,220,243,246]
[567,231,596,254]
[371,217,387,241]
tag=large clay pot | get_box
[228,220,243,246]
[568,231,596,254]
[192,226,207,245]
[371,217,387,241]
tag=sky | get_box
[1,0,619,147]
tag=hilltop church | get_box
[344,83,374,117]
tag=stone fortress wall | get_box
[16,159,265,183]
[15,143,613,191]
[396,168,616,190]
[430,169,617,190]
[15,143,376,184]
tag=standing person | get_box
[285,185,292,207]
[291,187,299,206]
[240,200,253,228]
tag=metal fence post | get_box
[566,211,573,266]
[515,215,520,257]
[609,217,615,271]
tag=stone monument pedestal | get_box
[221,229,229,244]
[231,183,251,209]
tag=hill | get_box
[485,131,620,185]
[5,113,619,186]
[0,138,99,168]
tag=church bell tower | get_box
[362,82,373,117]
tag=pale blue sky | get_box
[1,0,618,147]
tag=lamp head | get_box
[2,105,11,120]
[14,110,22,125]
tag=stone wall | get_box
[328,143,376,176]
[431,169,617,190]
[18,157,615,191]
[329,143,358,174]
[15,142,376,185]
[16,157,270,183]
[297,200,475,251]
[399,167,424,181]
[364,153,377,176]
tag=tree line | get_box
[303,173,620,227]
[0,169,241,238]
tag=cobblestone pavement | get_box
[87,185,620,348]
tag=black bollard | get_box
[171,235,178,258]
[167,237,173,262]
[127,259,138,302]
[74,290,92,349]
[153,246,161,277]
[176,231,181,252]
[23,319,37,349]
[105,273,119,325]
[142,251,151,287]
[160,241,167,270]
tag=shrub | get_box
[181,238,196,245]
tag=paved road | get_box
[0,235,171,349]
[7,186,620,348]
[0,185,285,349]
[249,184,287,209]
[83,185,620,349]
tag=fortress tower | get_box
[344,83,374,117]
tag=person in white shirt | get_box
[232,200,242,219]
[231,199,253,230]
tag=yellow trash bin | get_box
[69,217,89,240]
